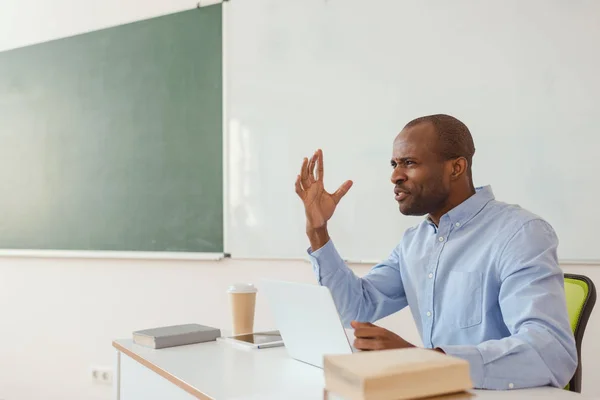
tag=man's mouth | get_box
[395,192,409,201]
[394,188,410,202]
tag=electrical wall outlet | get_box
[90,366,113,385]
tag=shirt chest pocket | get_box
[444,271,483,329]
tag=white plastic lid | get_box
[227,283,258,293]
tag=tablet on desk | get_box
[217,330,284,349]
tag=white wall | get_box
[0,1,599,400]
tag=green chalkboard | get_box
[0,7,223,252]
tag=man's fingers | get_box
[352,321,386,339]
[354,338,384,351]
[350,321,389,339]
[354,326,385,338]
[332,180,354,204]
[316,149,324,181]
[308,152,317,183]
[300,157,310,188]
[295,175,304,198]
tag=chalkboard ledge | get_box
[0,249,228,261]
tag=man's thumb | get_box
[332,180,353,204]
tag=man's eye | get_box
[391,162,397,168]
[405,161,415,166]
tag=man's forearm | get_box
[308,240,408,326]
[307,225,330,251]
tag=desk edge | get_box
[112,340,214,400]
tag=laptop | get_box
[261,279,357,368]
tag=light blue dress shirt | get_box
[308,186,577,390]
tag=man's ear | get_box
[451,157,468,179]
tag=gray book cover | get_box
[133,323,221,349]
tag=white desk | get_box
[113,339,596,400]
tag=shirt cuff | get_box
[440,344,485,388]
[307,239,334,257]
[306,239,345,284]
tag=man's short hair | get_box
[405,114,476,176]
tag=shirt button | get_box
[428,273,433,279]
[455,222,461,227]
[426,311,432,317]
[508,383,514,389]
[438,236,444,242]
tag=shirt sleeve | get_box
[308,240,408,327]
[440,219,577,390]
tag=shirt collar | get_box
[427,185,495,228]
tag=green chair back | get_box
[564,274,596,393]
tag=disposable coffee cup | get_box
[227,283,258,335]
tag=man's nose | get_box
[391,168,406,185]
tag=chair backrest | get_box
[564,274,596,393]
